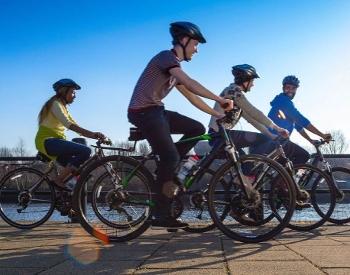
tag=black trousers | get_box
[128,106,205,218]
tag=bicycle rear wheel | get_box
[73,155,153,242]
[208,154,296,243]
[288,164,336,231]
[0,167,55,229]
[327,167,350,224]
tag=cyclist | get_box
[35,79,106,191]
[128,22,233,228]
[208,64,289,170]
[208,64,289,223]
[253,75,332,165]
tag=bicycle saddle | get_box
[36,152,51,163]
[128,127,146,141]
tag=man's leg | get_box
[229,130,271,174]
[128,108,187,227]
[283,141,310,165]
[165,110,206,158]
[44,138,91,187]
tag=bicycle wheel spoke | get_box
[0,167,55,229]
[208,155,295,243]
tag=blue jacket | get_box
[268,93,310,134]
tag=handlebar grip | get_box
[221,102,229,109]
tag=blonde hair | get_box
[37,87,69,124]
[37,96,57,124]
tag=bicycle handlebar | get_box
[96,137,112,147]
[313,139,334,148]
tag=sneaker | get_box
[151,218,188,229]
[229,210,257,225]
[295,201,312,210]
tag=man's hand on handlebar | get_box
[275,127,289,139]
[93,132,113,145]
[93,132,106,140]
[322,133,332,142]
[218,97,234,111]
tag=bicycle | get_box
[265,138,336,231]
[311,139,350,224]
[73,112,296,243]
[0,138,112,229]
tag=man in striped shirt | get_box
[128,22,233,228]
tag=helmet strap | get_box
[242,81,249,93]
[180,37,192,62]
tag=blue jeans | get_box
[128,106,205,218]
[44,138,91,169]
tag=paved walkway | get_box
[1,221,350,274]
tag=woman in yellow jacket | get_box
[35,78,106,190]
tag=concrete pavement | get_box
[1,221,350,274]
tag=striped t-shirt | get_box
[128,50,180,109]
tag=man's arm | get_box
[305,124,332,140]
[243,111,278,139]
[298,128,317,144]
[170,67,232,110]
[177,85,222,117]
[236,93,289,137]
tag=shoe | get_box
[295,201,312,210]
[151,218,188,229]
[229,210,257,225]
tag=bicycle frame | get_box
[26,140,120,194]
[310,141,345,197]
[118,120,261,205]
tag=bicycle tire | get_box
[208,154,296,243]
[327,167,350,224]
[73,155,153,242]
[287,164,336,231]
[0,167,55,229]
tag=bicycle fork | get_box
[224,145,257,200]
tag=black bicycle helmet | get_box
[170,22,206,44]
[232,64,260,85]
[53,78,81,92]
[282,75,300,87]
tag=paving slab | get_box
[1,222,350,274]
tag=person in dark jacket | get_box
[253,75,331,165]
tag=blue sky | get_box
[1,0,349,154]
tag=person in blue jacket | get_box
[254,75,331,165]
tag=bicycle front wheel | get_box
[0,167,55,229]
[327,167,350,224]
[288,164,336,231]
[73,155,153,242]
[208,154,296,243]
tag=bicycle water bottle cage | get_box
[128,127,145,141]
[36,152,51,163]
